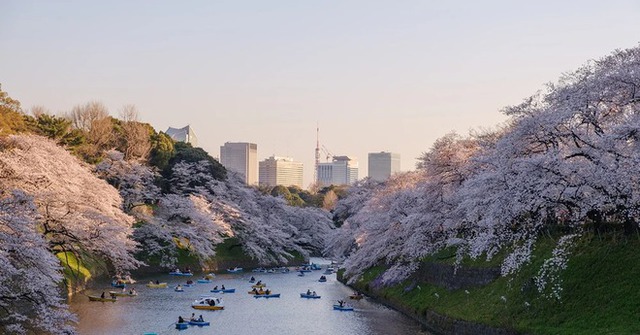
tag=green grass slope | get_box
[350,234,640,335]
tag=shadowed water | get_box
[69,259,429,335]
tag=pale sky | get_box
[1,1,639,187]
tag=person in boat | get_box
[221,285,226,290]
[185,266,191,273]
[265,289,271,295]
[121,286,126,292]
[213,285,218,290]
[251,288,258,294]
[312,291,317,296]
[100,292,105,299]
[338,300,345,307]
[258,288,265,294]
[256,280,262,285]
[190,313,196,321]
[250,276,255,281]
[186,280,193,284]
[129,288,136,295]
[155,280,160,285]
[178,316,185,323]
[176,285,182,290]
[208,299,215,306]
[197,315,204,322]
[306,289,311,295]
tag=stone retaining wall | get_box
[413,262,501,290]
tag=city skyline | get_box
[1,1,639,187]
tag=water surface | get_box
[70,259,428,335]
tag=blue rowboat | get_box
[169,272,193,276]
[254,293,280,298]
[210,288,235,293]
[111,281,126,288]
[175,322,188,329]
[333,304,354,311]
[197,279,211,284]
[188,320,210,326]
[300,293,321,299]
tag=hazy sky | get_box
[2,1,639,187]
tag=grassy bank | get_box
[134,237,308,274]
[57,251,108,295]
[350,234,640,335]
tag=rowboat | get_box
[88,295,117,302]
[169,271,193,276]
[175,322,189,330]
[210,288,235,293]
[109,291,137,297]
[253,293,280,298]
[251,283,266,288]
[318,277,327,282]
[226,267,243,273]
[247,290,267,295]
[174,287,184,292]
[191,297,224,310]
[146,282,168,288]
[111,281,126,288]
[300,293,321,299]
[333,304,354,311]
[188,320,210,326]
[197,279,212,284]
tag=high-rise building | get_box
[368,152,401,182]
[220,142,258,185]
[166,125,198,147]
[259,156,303,188]
[317,156,358,186]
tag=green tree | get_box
[0,84,27,135]
[149,132,175,170]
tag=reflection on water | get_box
[69,259,430,335]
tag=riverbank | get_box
[339,234,640,335]
[62,238,309,295]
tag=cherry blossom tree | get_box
[167,160,334,265]
[330,46,640,296]
[95,150,161,210]
[0,190,76,335]
[0,135,140,273]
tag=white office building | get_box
[166,125,198,147]
[317,156,358,186]
[220,142,258,185]
[259,156,303,188]
[368,152,401,182]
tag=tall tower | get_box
[314,125,320,184]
